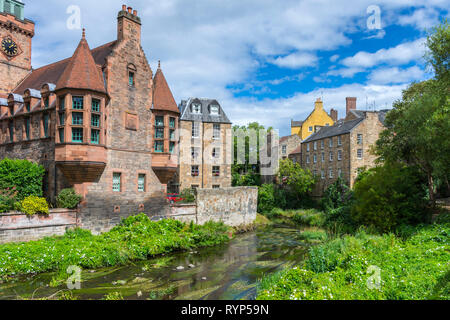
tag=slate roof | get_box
[179,98,231,124]
[152,64,179,113]
[0,98,8,106]
[55,32,106,93]
[303,117,364,143]
[14,40,116,95]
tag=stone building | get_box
[291,98,337,140]
[0,4,184,231]
[301,97,388,197]
[178,98,232,191]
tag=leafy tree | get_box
[425,19,450,85]
[277,158,315,203]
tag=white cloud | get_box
[329,55,340,62]
[398,7,442,30]
[341,38,427,69]
[368,66,429,84]
[271,52,318,68]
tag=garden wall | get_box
[0,209,77,243]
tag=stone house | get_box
[291,98,337,140]
[0,4,190,232]
[301,97,388,197]
[178,98,232,191]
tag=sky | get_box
[24,0,449,136]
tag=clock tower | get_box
[0,0,34,96]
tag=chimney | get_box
[117,5,142,42]
[346,97,357,116]
[314,98,323,110]
[330,108,338,123]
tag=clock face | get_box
[1,38,18,57]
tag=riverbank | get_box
[0,214,233,283]
[257,211,450,300]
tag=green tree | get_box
[425,19,450,85]
[277,158,315,203]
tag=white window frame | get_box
[321,152,325,162]
[329,152,334,162]
[321,170,325,180]
[329,138,333,148]
[192,122,200,138]
[213,123,221,139]
[306,155,310,164]
[113,173,121,192]
[357,134,363,145]
[210,105,219,115]
[329,168,334,179]
[306,143,310,152]
[192,103,202,114]
[338,136,342,146]
[138,174,146,192]
[338,150,342,161]
[313,154,317,163]
[313,142,317,150]
[357,149,363,159]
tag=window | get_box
[44,97,49,108]
[169,117,176,128]
[91,129,100,144]
[313,142,317,150]
[113,173,121,192]
[91,114,100,127]
[306,143,310,152]
[338,136,342,146]
[210,105,219,115]
[321,170,325,180]
[306,155,310,164]
[192,103,201,114]
[138,174,146,192]
[59,113,65,126]
[357,134,363,145]
[282,145,287,154]
[169,142,175,153]
[338,150,342,161]
[59,97,65,110]
[8,121,13,142]
[338,169,342,177]
[321,140,324,149]
[191,185,199,190]
[357,149,363,159]
[191,165,199,176]
[313,154,317,163]
[329,152,334,161]
[72,112,83,125]
[192,122,200,138]
[154,140,164,153]
[213,185,220,189]
[72,96,83,110]
[191,147,199,159]
[213,123,220,139]
[92,99,100,112]
[59,128,64,143]
[43,114,49,137]
[212,166,220,176]
[329,138,333,148]
[329,168,334,178]
[155,128,164,139]
[155,116,164,127]
[321,152,324,162]
[170,129,175,140]
[22,117,29,140]
[326,123,330,126]
[313,170,317,176]
[72,128,83,142]
[129,72,135,86]
[309,126,313,132]
[212,148,220,158]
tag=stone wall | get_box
[0,209,77,243]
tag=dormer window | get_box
[192,103,201,114]
[210,105,219,115]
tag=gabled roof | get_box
[152,63,179,113]
[55,31,106,93]
[303,118,364,143]
[290,146,301,155]
[179,98,231,124]
[13,40,116,95]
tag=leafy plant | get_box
[179,188,196,203]
[56,188,82,209]
[18,196,49,216]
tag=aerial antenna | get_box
[365,96,368,111]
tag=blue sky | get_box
[24,0,448,136]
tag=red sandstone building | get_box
[0,3,190,230]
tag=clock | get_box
[1,38,18,57]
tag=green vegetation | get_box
[56,188,82,209]
[17,196,49,216]
[258,222,449,300]
[179,188,196,203]
[0,158,45,212]
[0,214,232,282]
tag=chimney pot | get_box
[127,7,132,13]
[133,10,137,15]
[122,5,126,11]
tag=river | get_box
[0,225,314,300]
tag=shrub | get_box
[352,163,429,232]
[56,188,82,209]
[179,188,196,203]
[19,196,49,216]
[0,158,45,201]
[0,187,18,213]
[258,184,276,213]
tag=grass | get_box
[0,213,232,282]
[257,222,450,300]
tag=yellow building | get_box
[291,98,337,140]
